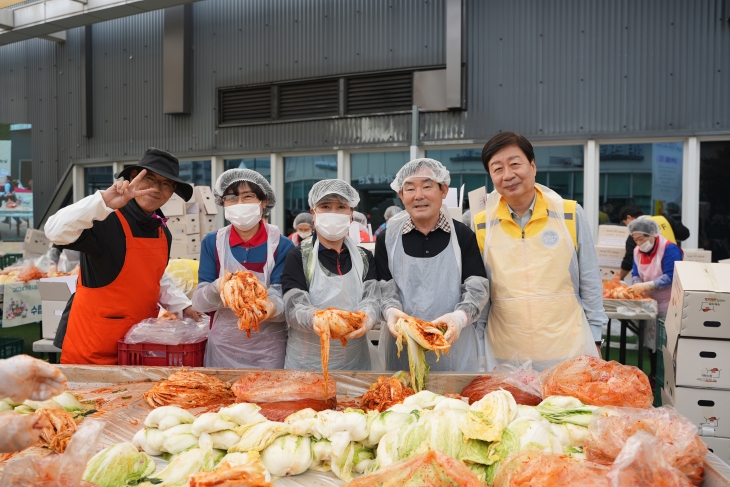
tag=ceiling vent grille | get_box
[219,86,272,125]
[278,80,339,119]
[346,72,413,114]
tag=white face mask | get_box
[639,239,654,253]
[315,212,351,241]
[297,230,312,239]
[225,203,262,231]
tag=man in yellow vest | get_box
[473,132,606,371]
[616,204,689,280]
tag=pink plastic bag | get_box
[461,361,542,406]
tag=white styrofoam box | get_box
[194,186,218,215]
[200,214,216,234]
[160,193,185,217]
[169,214,199,235]
[665,262,730,354]
[702,437,730,466]
[38,276,77,340]
[23,229,51,255]
[595,245,626,269]
[684,249,713,263]
[675,338,730,389]
[597,225,629,247]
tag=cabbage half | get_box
[82,442,156,487]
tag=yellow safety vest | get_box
[645,215,676,244]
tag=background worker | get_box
[617,204,689,280]
[45,148,199,365]
[193,169,294,369]
[288,212,314,246]
[377,158,489,372]
[628,218,683,318]
[353,211,373,242]
[373,205,402,237]
[474,132,606,371]
[281,180,380,371]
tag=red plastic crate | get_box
[117,339,207,367]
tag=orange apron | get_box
[61,210,168,365]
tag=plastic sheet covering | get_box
[585,407,707,486]
[232,371,336,405]
[493,450,610,487]
[123,315,209,345]
[607,431,693,487]
[603,298,658,317]
[540,356,653,409]
[460,361,542,406]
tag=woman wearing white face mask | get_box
[288,212,314,246]
[192,169,295,368]
[280,179,381,371]
[627,218,683,318]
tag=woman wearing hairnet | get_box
[352,211,373,242]
[192,169,295,368]
[280,180,380,370]
[628,218,683,318]
[288,212,313,246]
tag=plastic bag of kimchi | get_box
[493,450,610,487]
[461,361,542,406]
[346,450,484,487]
[540,355,653,408]
[607,431,694,487]
[585,406,707,486]
[232,371,337,419]
[0,419,105,487]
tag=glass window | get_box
[178,160,211,187]
[0,123,33,242]
[700,141,730,261]
[224,158,271,181]
[284,155,337,234]
[84,166,113,196]
[351,151,409,230]
[598,143,683,226]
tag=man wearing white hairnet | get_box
[192,168,295,368]
[628,218,683,318]
[376,159,489,372]
[281,180,380,370]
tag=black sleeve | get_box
[668,217,690,242]
[621,235,636,271]
[453,220,487,282]
[57,214,120,258]
[375,230,392,280]
[49,245,62,266]
[281,246,308,295]
[362,248,377,281]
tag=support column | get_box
[163,4,193,115]
[682,137,700,249]
[72,165,84,203]
[337,150,350,183]
[584,140,600,241]
[270,153,285,229]
[80,25,93,137]
[211,156,225,230]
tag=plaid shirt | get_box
[402,212,451,234]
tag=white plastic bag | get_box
[124,315,209,345]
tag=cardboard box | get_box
[38,276,77,340]
[200,215,216,234]
[675,338,730,389]
[702,437,730,466]
[595,245,626,269]
[671,386,730,438]
[187,236,200,254]
[168,222,187,243]
[684,249,713,263]
[664,262,730,353]
[170,242,188,259]
[661,387,674,407]
[23,229,51,255]
[597,225,629,247]
[160,193,185,217]
[194,186,218,215]
[720,259,730,264]
[169,214,199,235]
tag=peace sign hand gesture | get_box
[102,169,156,210]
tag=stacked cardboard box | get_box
[595,225,629,281]
[194,186,218,243]
[662,262,730,465]
[23,229,52,259]
[161,192,201,260]
[683,249,713,263]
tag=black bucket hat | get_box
[115,148,194,201]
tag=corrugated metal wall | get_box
[0,0,729,217]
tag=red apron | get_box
[61,210,168,365]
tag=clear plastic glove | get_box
[311,309,325,335]
[0,355,67,403]
[263,299,277,320]
[432,310,469,345]
[344,315,373,340]
[0,412,50,453]
[628,281,657,294]
[385,308,408,338]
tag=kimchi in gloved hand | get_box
[313,308,368,396]
[220,270,269,338]
[395,315,451,393]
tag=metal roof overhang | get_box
[0,0,200,46]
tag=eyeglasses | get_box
[141,174,176,194]
[223,193,260,204]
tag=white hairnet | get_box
[352,211,368,226]
[293,212,313,227]
[629,218,659,237]
[214,169,276,214]
[308,179,360,208]
[390,158,451,192]
[384,206,402,220]
[462,210,473,230]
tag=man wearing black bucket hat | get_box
[45,148,201,365]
